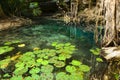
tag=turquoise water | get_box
[0,18,95,64]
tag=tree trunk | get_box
[102,0,120,47]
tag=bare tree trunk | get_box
[102,0,120,47]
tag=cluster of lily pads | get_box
[0,41,90,80]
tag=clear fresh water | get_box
[0,18,95,65]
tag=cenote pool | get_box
[0,18,96,80]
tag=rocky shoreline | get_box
[0,17,32,31]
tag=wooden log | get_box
[101,46,120,60]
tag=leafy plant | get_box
[90,48,103,62]
[90,48,100,55]
[0,46,14,55]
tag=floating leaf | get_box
[0,46,14,55]
[10,76,23,80]
[65,65,76,73]
[65,43,71,46]
[3,73,11,78]
[71,60,82,66]
[24,76,33,80]
[13,66,28,75]
[41,65,53,73]
[79,65,90,72]
[0,58,11,69]
[48,57,58,64]
[29,67,40,74]
[69,73,83,80]
[36,58,43,63]
[58,55,66,61]
[54,61,65,68]
[4,42,12,45]
[41,60,49,65]
[56,72,69,80]
[96,58,103,62]
[90,48,100,55]
[31,74,41,80]
[40,73,53,80]
[51,42,58,46]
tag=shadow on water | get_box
[0,18,95,65]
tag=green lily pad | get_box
[48,57,58,64]
[90,48,100,55]
[41,65,53,73]
[54,61,65,68]
[96,58,103,62]
[36,58,43,63]
[0,46,14,55]
[69,73,83,80]
[71,60,82,66]
[41,60,49,65]
[10,75,23,80]
[79,65,90,72]
[65,65,76,73]
[29,67,40,74]
[56,72,69,80]
[40,72,53,80]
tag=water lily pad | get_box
[96,58,103,62]
[0,58,11,69]
[10,75,23,80]
[13,66,28,75]
[41,60,49,65]
[4,40,21,45]
[29,67,40,74]
[90,48,100,55]
[40,72,53,80]
[47,52,56,57]
[54,61,65,68]
[36,58,43,63]
[65,65,76,73]
[52,42,58,46]
[69,73,83,80]
[4,42,12,45]
[31,74,41,80]
[41,65,53,73]
[58,55,66,61]
[56,72,69,80]
[48,57,58,64]
[0,46,14,55]
[79,65,90,72]
[70,60,82,66]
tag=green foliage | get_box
[71,60,82,66]
[4,40,21,45]
[0,46,14,55]
[56,72,69,80]
[90,48,100,55]
[66,65,76,73]
[0,42,90,80]
[90,48,103,62]
[96,58,103,62]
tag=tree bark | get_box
[102,0,120,47]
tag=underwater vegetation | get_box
[0,41,90,80]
